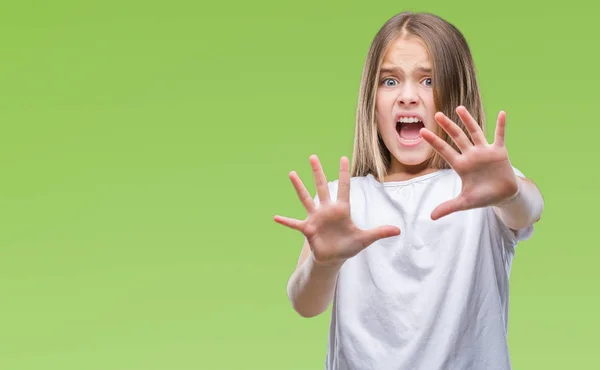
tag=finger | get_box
[289,171,315,213]
[456,106,487,146]
[359,225,401,247]
[310,155,331,204]
[434,111,472,152]
[494,111,507,148]
[273,215,305,232]
[337,156,350,203]
[420,127,460,164]
[430,197,469,220]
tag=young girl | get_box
[274,11,544,370]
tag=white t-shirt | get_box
[322,167,533,370]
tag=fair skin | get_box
[274,35,544,318]
[376,35,438,180]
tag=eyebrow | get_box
[379,65,432,74]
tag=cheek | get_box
[423,91,436,117]
[374,96,384,124]
[375,93,393,116]
[422,88,435,105]
[375,92,384,111]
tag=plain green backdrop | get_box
[0,0,597,369]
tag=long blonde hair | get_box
[351,12,485,181]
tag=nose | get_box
[397,84,418,106]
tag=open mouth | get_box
[396,117,425,143]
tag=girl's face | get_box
[375,35,437,175]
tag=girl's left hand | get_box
[420,106,519,220]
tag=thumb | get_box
[431,197,466,220]
[359,225,401,246]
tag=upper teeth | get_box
[397,117,421,123]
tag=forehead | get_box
[381,36,431,67]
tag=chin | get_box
[389,146,433,168]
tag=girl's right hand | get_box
[274,155,401,267]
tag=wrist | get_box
[495,185,521,207]
[310,251,346,270]
[492,177,544,229]
[494,176,522,208]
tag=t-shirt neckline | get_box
[366,169,451,187]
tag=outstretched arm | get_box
[274,155,401,318]
[420,106,545,230]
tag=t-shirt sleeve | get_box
[487,166,535,245]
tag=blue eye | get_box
[382,78,397,87]
[422,78,432,87]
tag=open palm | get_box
[274,155,401,266]
[420,106,520,220]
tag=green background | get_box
[0,0,596,369]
